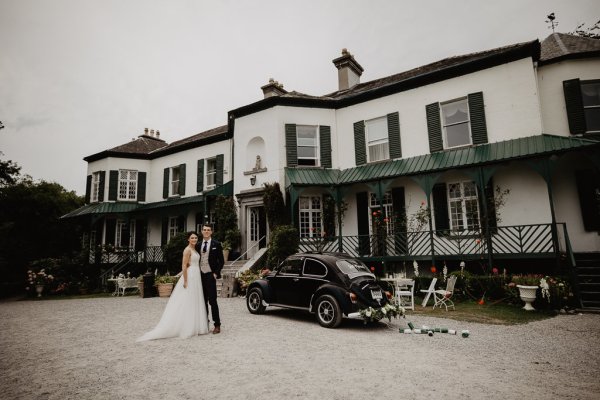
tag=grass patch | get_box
[406,298,557,325]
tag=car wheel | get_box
[315,294,342,328]
[247,288,266,314]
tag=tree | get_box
[213,195,240,250]
[0,157,21,187]
[0,178,84,294]
[263,182,288,230]
[569,19,600,39]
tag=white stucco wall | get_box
[537,58,600,135]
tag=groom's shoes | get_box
[213,326,221,334]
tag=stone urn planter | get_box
[156,283,174,297]
[138,281,144,297]
[35,284,44,298]
[516,285,538,311]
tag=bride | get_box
[137,232,209,341]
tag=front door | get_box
[247,206,266,258]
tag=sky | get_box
[1,0,599,196]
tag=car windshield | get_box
[336,259,374,279]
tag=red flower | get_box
[310,227,315,232]
[476,239,481,244]
[370,266,375,272]
[478,298,485,305]
[383,218,388,223]
[492,267,499,275]
[430,266,437,274]
[372,212,377,216]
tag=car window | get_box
[336,259,374,279]
[303,259,327,277]
[279,258,303,275]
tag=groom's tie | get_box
[202,241,208,253]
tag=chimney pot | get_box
[332,48,364,91]
[156,130,160,138]
[261,78,288,98]
[144,127,149,135]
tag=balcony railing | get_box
[298,223,567,260]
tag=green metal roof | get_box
[60,202,139,219]
[138,195,204,211]
[286,134,599,187]
[204,180,233,197]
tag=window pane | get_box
[297,146,317,158]
[366,117,387,142]
[581,83,600,107]
[465,199,480,230]
[584,108,600,132]
[368,142,389,162]
[442,100,469,124]
[450,200,464,230]
[280,258,303,274]
[303,259,327,276]
[448,183,462,199]
[463,182,477,197]
[445,123,471,147]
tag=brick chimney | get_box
[261,78,287,98]
[332,48,363,91]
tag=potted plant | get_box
[26,268,54,298]
[222,240,232,262]
[155,274,178,297]
[137,275,144,297]
[510,274,542,311]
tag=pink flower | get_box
[492,267,499,275]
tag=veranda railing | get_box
[298,223,568,261]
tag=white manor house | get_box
[63,33,600,308]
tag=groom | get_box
[197,223,224,334]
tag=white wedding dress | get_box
[137,250,209,341]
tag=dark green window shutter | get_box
[216,154,224,186]
[426,102,443,152]
[108,170,118,201]
[197,159,204,192]
[137,172,146,202]
[285,124,298,167]
[134,219,146,251]
[468,92,488,145]
[120,221,130,248]
[98,171,106,201]
[163,168,169,199]
[387,112,402,159]
[178,164,186,195]
[161,217,168,245]
[391,187,407,254]
[322,194,336,237]
[177,215,186,232]
[85,175,92,203]
[319,126,332,168]
[575,170,600,231]
[483,178,498,234]
[105,219,116,245]
[356,191,370,255]
[353,121,366,166]
[563,79,586,134]
[432,183,450,235]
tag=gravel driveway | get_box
[1,296,599,400]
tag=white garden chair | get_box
[118,277,139,296]
[433,275,457,311]
[419,277,438,307]
[395,279,415,310]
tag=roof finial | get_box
[546,13,558,33]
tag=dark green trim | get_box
[356,191,369,256]
[387,112,402,159]
[319,125,332,168]
[98,171,106,201]
[353,120,366,166]
[216,154,224,186]
[285,124,298,167]
[468,92,488,144]
[163,168,169,199]
[85,175,92,203]
[563,79,586,135]
[197,159,204,192]
[108,170,118,201]
[426,102,443,152]
[178,163,186,195]
[137,172,146,202]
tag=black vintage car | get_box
[245,252,392,328]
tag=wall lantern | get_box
[250,175,257,186]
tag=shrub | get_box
[263,182,288,230]
[266,225,299,267]
[162,232,190,274]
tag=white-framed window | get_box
[91,172,101,202]
[169,216,180,240]
[299,196,322,238]
[581,81,600,132]
[206,158,217,190]
[369,191,394,235]
[118,170,137,200]
[115,219,127,249]
[170,166,181,196]
[297,125,319,166]
[366,117,389,163]
[441,98,471,148]
[448,181,480,231]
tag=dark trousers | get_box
[201,271,220,326]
